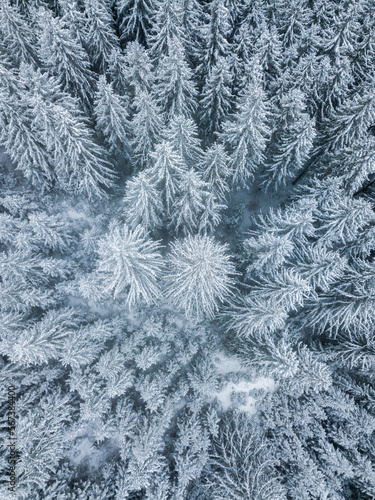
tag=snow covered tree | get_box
[255,25,283,89]
[121,41,154,100]
[198,0,230,76]
[198,143,231,200]
[0,0,37,64]
[130,91,164,170]
[321,86,375,152]
[58,0,88,48]
[165,234,236,318]
[123,171,164,233]
[165,115,202,168]
[180,0,205,62]
[96,223,164,307]
[0,85,55,189]
[149,0,185,60]
[263,89,316,189]
[83,0,119,72]
[94,76,132,158]
[220,82,271,187]
[170,169,222,235]
[276,0,312,49]
[116,0,154,44]
[199,56,233,139]
[207,412,286,500]
[147,141,187,214]
[155,36,197,120]
[27,81,115,198]
[107,48,129,96]
[36,6,95,108]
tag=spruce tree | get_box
[220,82,271,187]
[155,36,198,120]
[36,6,95,108]
[130,91,164,170]
[83,0,120,72]
[263,89,316,189]
[94,75,132,159]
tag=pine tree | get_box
[180,0,205,62]
[263,89,316,189]
[199,56,233,139]
[220,82,271,187]
[276,0,313,49]
[116,0,154,44]
[94,75,132,158]
[198,143,231,200]
[150,0,185,60]
[165,115,202,168]
[173,413,210,497]
[96,223,164,306]
[107,47,129,95]
[122,41,154,100]
[320,86,375,152]
[83,0,120,72]
[170,169,221,235]
[0,0,37,64]
[58,0,88,49]
[27,76,115,198]
[155,36,198,120]
[147,141,187,214]
[130,91,164,170]
[165,234,236,318]
[199,0,230,75]
[255,25,283,89]
[123,171,164,233]
[36,6,95,108]
[0,85,55,189]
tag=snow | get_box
[211,352,275,413]
[212,351,246,374]
[213,377,275,414]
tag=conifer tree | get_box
[199,56,233,139]
[27,78,115,198]
[0,86,54,189]
[122,41,154,100]
[165,234,236,318]
[116,0,154,44]
[96,223,164,306]
[165,115,202,168]
[94,75,132,158]
[170,169,221,235]
[255,26,283,89]
[263,89,316,189]
[147,141,187,214]
[198,143,231,200]
[180,0,205,62]
[150,0,185,59]
[58,0,88,48]
[83,0,120,72]
[0,0,37,64]
[36,6,95,107]
[155,36,197,120]
[321,87,375,152]
[123,171,164,233]
[199,0,230,75]
[130,91,164,170]
[107,48,129,96]
[220,82,271,187]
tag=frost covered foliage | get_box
[2,0,375,498]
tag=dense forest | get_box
[1,0,375,498]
